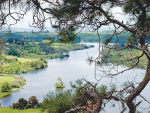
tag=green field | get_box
[0,76,15,99]
[0,76,15,88]
[5,56,36,63]
[0,91,14,99]
[0,107,42,113]
[0,75,26,99]
[103,48,148,69]
[1,55,47,74]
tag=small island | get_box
[54,77,66,88]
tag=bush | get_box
[10,82,20,88]
[12,98,28,109]
[42,90,73,113]
[28,96,39,108]
[11,96,39,109]
[10,78,26,88]
[1,82,12,92]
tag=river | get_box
[0,43,149,112]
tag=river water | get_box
[0,43,149,112]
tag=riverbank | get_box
[0,55,48,74]
[1,43,94,74]
[0,107,43,113]
[103,48,147,68]
[0,75,26,99]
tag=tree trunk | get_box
[94,98,103,113]
[126,61,150,113]
[140,38,145,47]
[0,39,3,55]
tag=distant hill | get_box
[1,30,149,44]
[77,31,131,43]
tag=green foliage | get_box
[123,0,141,14]
[77,32,131,43]
[2,36,92,60]
[42,90,73,113]
[102,47,148,69]
[0,75,26,99]
[10,76,26,88]
[97,85,108,94]
[58,26,77,43]
[104,38,111,45]
[12,98,28,109]
[0,91,14,99]
[122,81,133,88]
[12,96,39,110]
[110,83,117,92]
[8,48,20,57]
[1,56,47,74]
[1,82,12,92]
[28,96,39,108]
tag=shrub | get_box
[1,82,12,92]
[12,98,28,109]
[28,96,39,108]
[10,82,20,88]
[10,76,26,88]
[11,96,39,109]
[30,62,35,67]
[42,90,73,113]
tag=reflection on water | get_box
[55,88,64,94]
[0,43,149,113]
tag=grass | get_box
[0,75,26,99]
[5,55,36,63]
[28,53,59,59]
[29,42,40,44]
[0,91,14,99]
[0,76,15,99]
[0,76,15,88]
[0,107,43,113]
[104,48,148,69]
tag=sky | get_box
[3,6,129,32]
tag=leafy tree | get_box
[1,0,150,113]
[8,48,20,57]
[42,91,73,113]
[28,96,39,108]
[12,96,39,109]
[1,82,12,92]
[12,98,28,109]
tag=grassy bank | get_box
[6,56,36,63]
[0,55,47,74]
[103,48,147,69]
[0,75,26,99]
[0,91,14,100]
[0,107,42,113]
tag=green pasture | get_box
[0,76,15,88]
[5,56,36,63]
[0,91,14,99]
[104,48,148,69]
[0,107,43,113]
[0,76,15,99]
